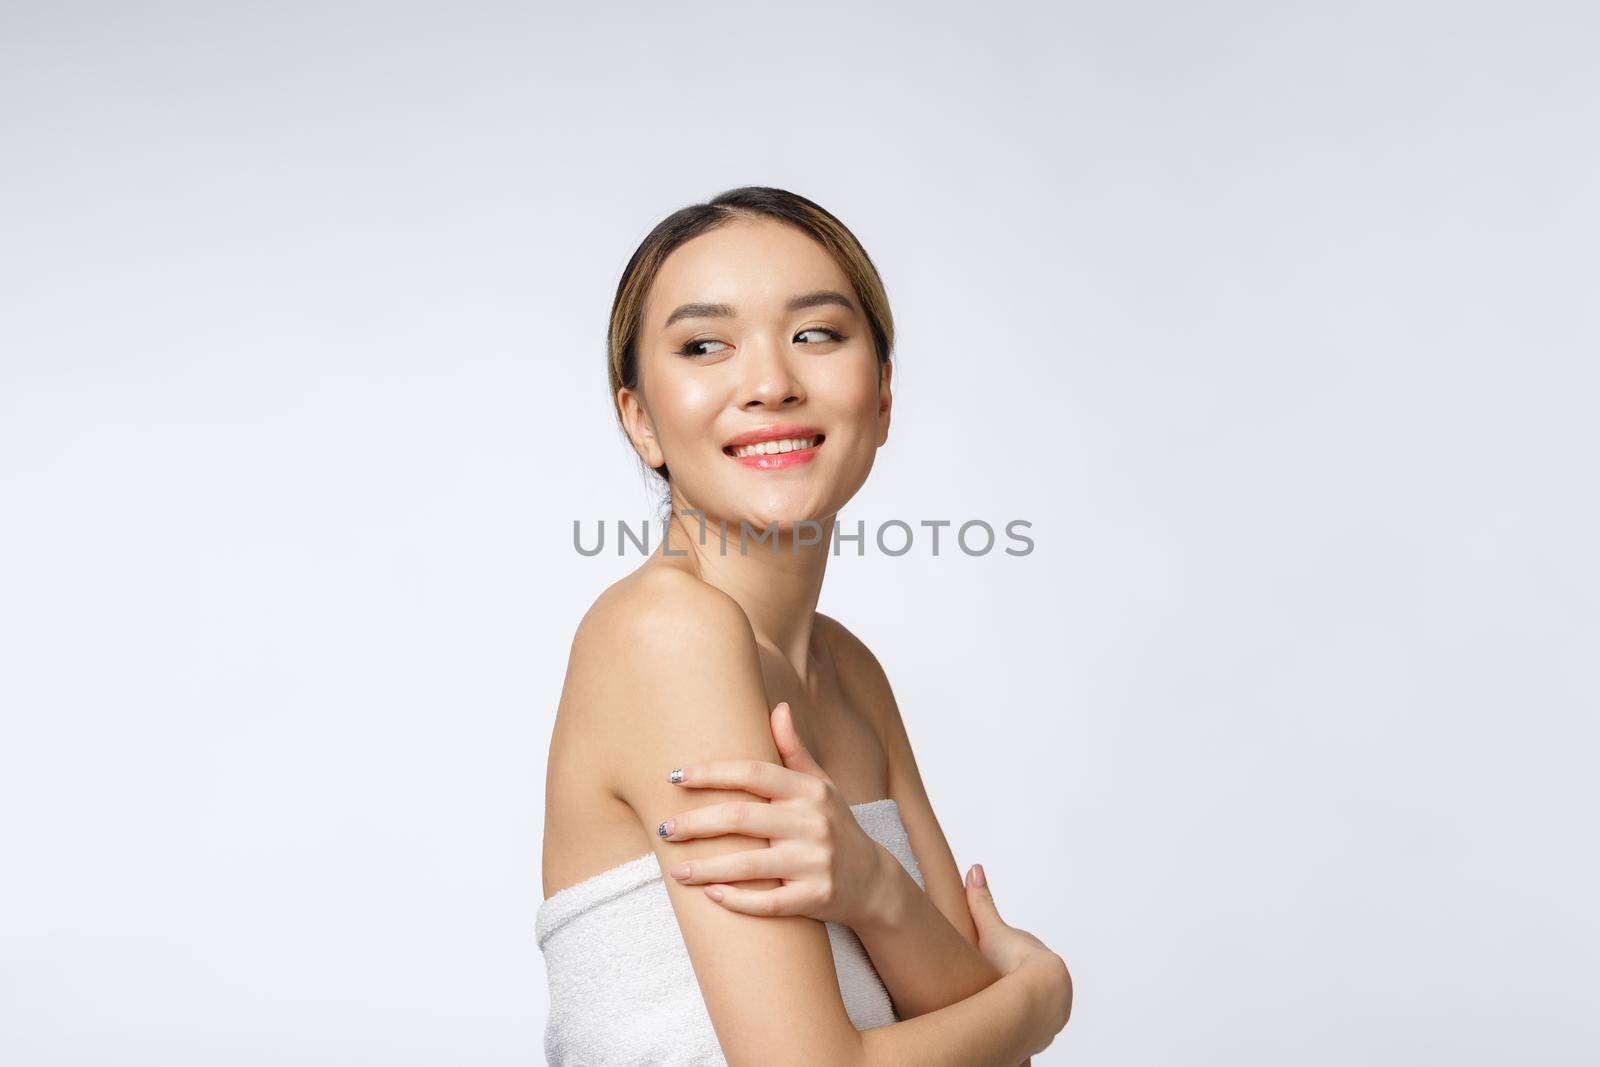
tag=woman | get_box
[537,186,1072,1065]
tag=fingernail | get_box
[657,818,675,838]
[705,885,724,902]
[669,863,690,879]
[972,863,987,888]
[667,767,685,784]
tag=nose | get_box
[739,334,804,410]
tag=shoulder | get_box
[815,609,892,705]
[814,611,897,732]
[572,567,755,669]
[561,568,775,807]
[814,611,889,683]
[558,580,864,1060]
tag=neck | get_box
[660,496,833,685]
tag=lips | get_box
[722,423,825,452]
[721,423,826,471]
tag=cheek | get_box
[820,361,882,422]
[649,365,724,449]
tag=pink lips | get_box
[722,423,825,471]
[731,445,821,470]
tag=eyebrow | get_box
[661,289,857,329]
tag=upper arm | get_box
[573,575,865,1067]
[822,616,981,950]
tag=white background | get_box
[3,2,1596,1063]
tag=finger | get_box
[965,863,1005,930]
[769,702,831,781]
[668,845,795,886]
[667,754,817,801]
[660,800,811,843]
[704,881,813,918]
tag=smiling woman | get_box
[607,191,893,529]
[537,187,1072,1066]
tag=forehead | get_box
[646,218,851,328]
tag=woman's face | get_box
[619,217,891,533]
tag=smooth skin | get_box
[541,216,1071,1065]
[662,692,1069,1037]
[658,704,897,925]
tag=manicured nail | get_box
[705,885,724,902]
[669,863,690,879]
[972,863,987,888]
[657,818,675,838]
[668,767,685,784]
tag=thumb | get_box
[965,863,1005,930]
[770,702,828,778]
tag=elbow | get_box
[853,1025,899,1067]
[1047,953,1074,1033]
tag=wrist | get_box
[853,843,916,935]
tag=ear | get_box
[616,387,665,469]
[876,359,893,447]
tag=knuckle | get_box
[806,811,830,839]
[727,802,748,827]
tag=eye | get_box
[796,327,846,345]
[677,338,730,357]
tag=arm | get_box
[822,616,1010,1020]
[579,573,1063,1066]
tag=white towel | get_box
[536,798,925,1066]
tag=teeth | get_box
[732,435,818,458]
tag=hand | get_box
[964,863,1073,1053]
[659,701,898,928]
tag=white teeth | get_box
[732,435,818,458]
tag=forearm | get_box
[856,853,1004,1019]
[852,953,1066,1067]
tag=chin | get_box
[682,468,862,533]
[740,502,822,532]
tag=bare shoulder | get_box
[813,609,879,664]
[575,567,755,669]
[811,610,927,789]
[543,567,776,894]
[559,567,769,803]
[813,611,896,733]
[549,575,866,1062]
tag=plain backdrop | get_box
[3,2,1596,1064]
